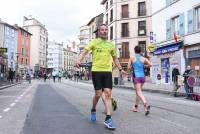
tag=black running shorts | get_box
[92,72,112,90]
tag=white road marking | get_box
[3,108,10,112]
[15,100,19,103]
[0,115,2,119]
[20,94,24,97]
[10,103,16,107]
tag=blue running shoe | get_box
[104,118,116,130]
[90,111,96,122]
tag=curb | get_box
[78,80,186,96]
[0,82,21,90]
[114,85,186,96]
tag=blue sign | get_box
[153,42,182,55]
[150,32,153,41]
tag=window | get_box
[121,4,129,18]
[21,48,24,55]
[110,26,113,40]
[25,59,28,65]
[110,9,113,22]
[138,2,146,16]
[121,23,129,37]
[106,14,108,24]
[138,41,146,57]
[138,21,146,36]
[21,58,23,64]
[110,0,113,6]
[106,2,108,10]
[171,16,179,34]
[121,42,129,58]
[195,7,200,30]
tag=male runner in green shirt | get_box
[76,24,126,130]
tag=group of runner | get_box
[76,24,152,130]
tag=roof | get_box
[14,25,32,35]
[0,21,18,30]
[87,13,103,26]
[101,0,108,5]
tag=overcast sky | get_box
[0,0,103,43]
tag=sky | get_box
[0,0,104,43]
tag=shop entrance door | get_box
[161,58,170,83]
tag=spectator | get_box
[172,67,180,97]
[183,66,194,99]
[8,69,14,84]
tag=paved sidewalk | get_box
[0,80,22,90]
[74,79,186,96]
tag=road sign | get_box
[157,74,161,80]
[0,48,7,53]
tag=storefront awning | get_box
[153,42,183,55]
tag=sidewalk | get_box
[77,79,186,96]
[0,80,21,90]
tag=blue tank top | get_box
[132,54,145,78]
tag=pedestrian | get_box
[8,69,14,84]
[52,70,57,82]
[43,73,47,82]
[172,66,180,97]
[127,46,151,116]
[58,71,62,82]
[26,73,31,84]
[76,24,126,130]
[183,65,194,99]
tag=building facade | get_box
[23,16,48,73]
[3,23,18,72]
[63,48,78,73]
[47,41,63,72]
[151,0,200,84]
[101,0,152,70]
[78,25,90,64]
[78,13,103,67]
[15,25,31,75]
[0,21,8,80]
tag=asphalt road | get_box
[0,79,200,134]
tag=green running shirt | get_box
[84,38,116,72]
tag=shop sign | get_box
[0,48,7,53]
[153,42,182,55]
